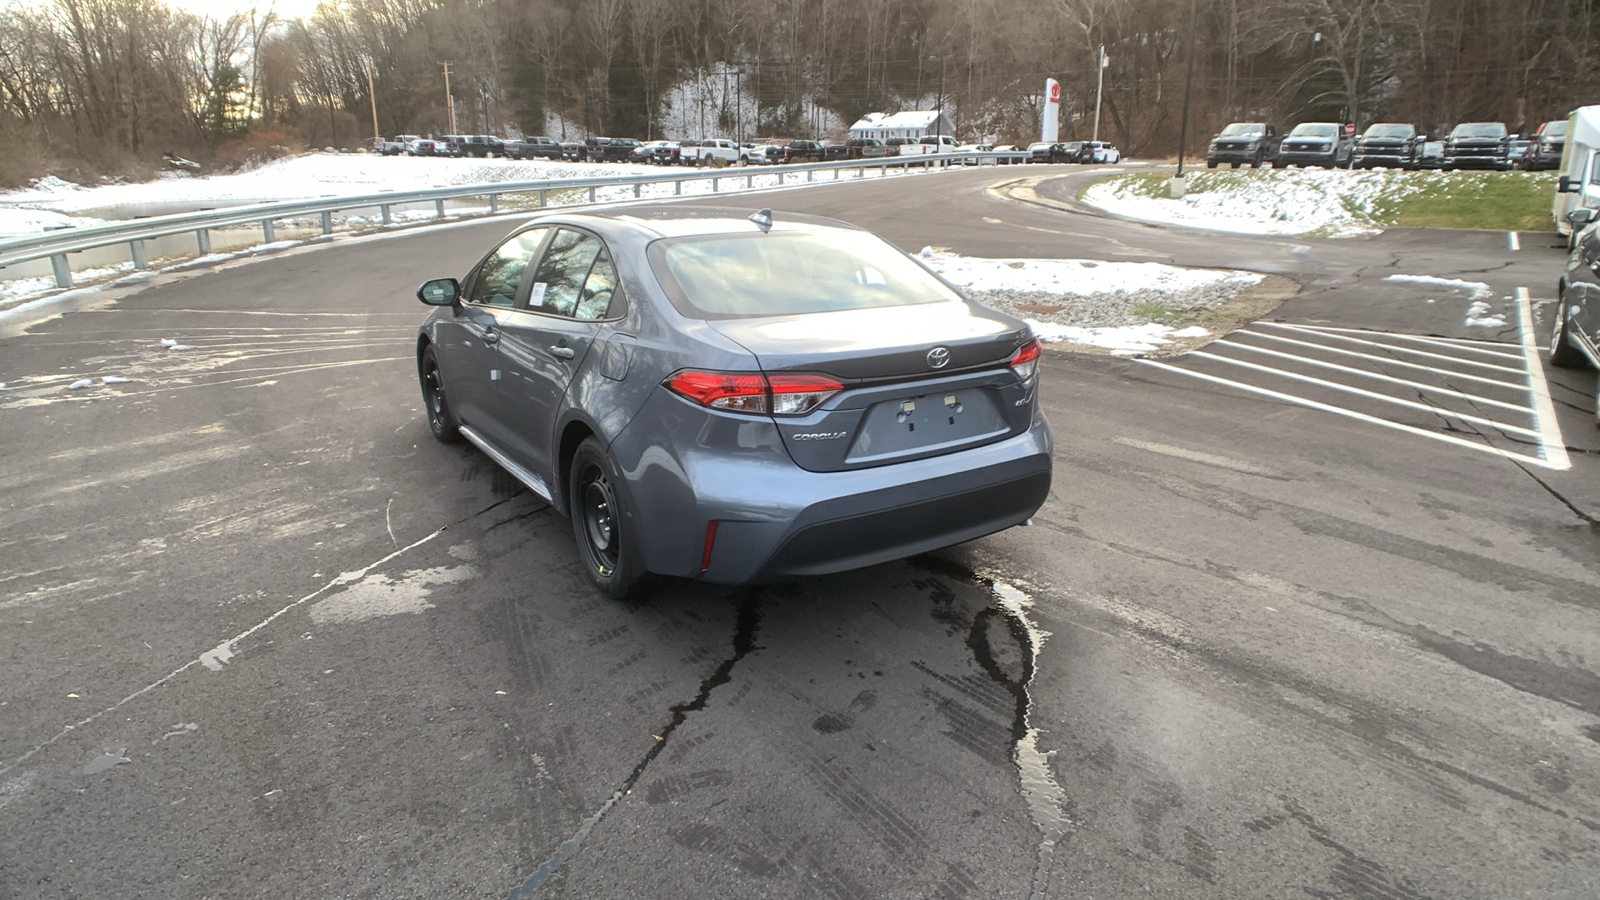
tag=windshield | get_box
[650,231,960,319]
[1364,124,1413,138]
[1220,123,1265,136]
[1290,124,1339,137]
[1451,123,1507,138]
[1544,121,1569,138]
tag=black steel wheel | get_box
[419,346,463,443]
[569,437,641,600]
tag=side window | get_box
[576,248,622,321]
[467,228,546,307]
[1589,151,1600,186]
[529,229,602,318]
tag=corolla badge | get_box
[927,346,951,369]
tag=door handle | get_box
[482,328,499,345]
[549,345,576,360]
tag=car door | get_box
[493,228,618,478]
[432,227,550,450]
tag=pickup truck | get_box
[372,136,409,155]
[782,140,826,163]
[897,135,960,156]
[680,138,748,166]
[1206,123,1279,168]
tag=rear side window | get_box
[530,229,603,317]
[651,231,961,319]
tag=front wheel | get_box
[569,437,642,600]
[1550,306,1586,368]
[419,346,463,443]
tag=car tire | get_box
[569,437,642,600]
[1206,160,1217,168]
[419,345,463,443]
[1550,306,1587,368]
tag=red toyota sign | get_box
[1048,82,1061,103]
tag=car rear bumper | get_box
[612,401,1053,584]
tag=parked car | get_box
[897,135,961,156]
[845,138,889,159]
[436,135,466,157]
[783,140,826,163]
[1526,119,1568,171]
[1207,122,1280,168]
[559,140,586,161]
[1087,141,1121,163]
[506,136,563,160]
[681,138,748,166]
[1443,122,1510,170]
[406,138,439,156]
[459,134,505,158]
[1415,140,1447,169]
[1057,141,1093,163]
[1550,213,1600,405]
[1352,123,1421,169]
[990,145,1025,164]
[413,206,1053,598]
[821,142,852,161]
[1274,122,1354,168]
[1026,142,1059,163]
[1509,135,1535,169]
[587,137,643,162]
[743,143,781,164]
[372,136,407,155]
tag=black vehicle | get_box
[1415,140,1446,170]
[783,140,826,163]
[506,136,562,160]
[1057,141,1093,164]
[1550,211,1600,412]
[821,142,851,161]
[1206,122,1279,168]
[1352,123,1421,169]
[436,135,467,157]
[1526,120,1568,171]
[845,138,889,159]
[459,135,505,158]
[1443,122,1510,170]
[1274,123,1354,168]
[559,140,585,161]
[586,137,643,162]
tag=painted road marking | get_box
[1141,307,1571,471]
[1509,231,1521,252]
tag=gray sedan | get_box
[415,207,1053,598]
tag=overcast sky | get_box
[165,0,324,22]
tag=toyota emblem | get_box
[927,346,951,369]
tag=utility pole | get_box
[441,61,456,134]
[364,59,379,144]
[1173,0,1198,196]
[1092,45,1107,142]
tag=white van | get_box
[1552,105,1600,238]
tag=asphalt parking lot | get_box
[2,168,1597,899]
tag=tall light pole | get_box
[364,59,379,144]
[441,61,456,134]
[1173,0,1198,196]
[1092,45,1107,142]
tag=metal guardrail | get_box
[1,151,1030,289]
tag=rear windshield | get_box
[1364,124,1413,138]
[650,231,961,319]
[1451,123,1507,138]
[1220,123,1265,136]
[1543,121,1569,138]
[1290,124,1339,137]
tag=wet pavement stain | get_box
[912,555,1073,900]
[504,590,763,899]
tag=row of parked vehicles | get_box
[1024,140,1123,164]
[373,132,1045,166]
[1205,120,1568,171]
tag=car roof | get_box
[514,206,866,242]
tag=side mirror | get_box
[1559,176,1581,194]
[417,278,460,306]
[1566,208,1596,227]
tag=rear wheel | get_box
[419,346,462,443]
[1550,306,1586,368]
[569,437,642,600]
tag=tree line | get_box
[0,0,1594,185]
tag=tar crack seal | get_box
[504,590,763,899]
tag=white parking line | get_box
[1139,358,1566,468]
[1235,331,1531,393]
[1255,322,1527,374]
[1509,231,1521,251]
[1515,286,1570,469]
[1189,350,1542,438]
[1260,322,1524,358]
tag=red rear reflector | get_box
[700,520,719,572]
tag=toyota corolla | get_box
[415,207,1052,598]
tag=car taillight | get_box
[665,370,842,416]
[1009,339,1042,383]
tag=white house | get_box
[848,110,956,142]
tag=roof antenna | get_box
[748,208,773,233]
